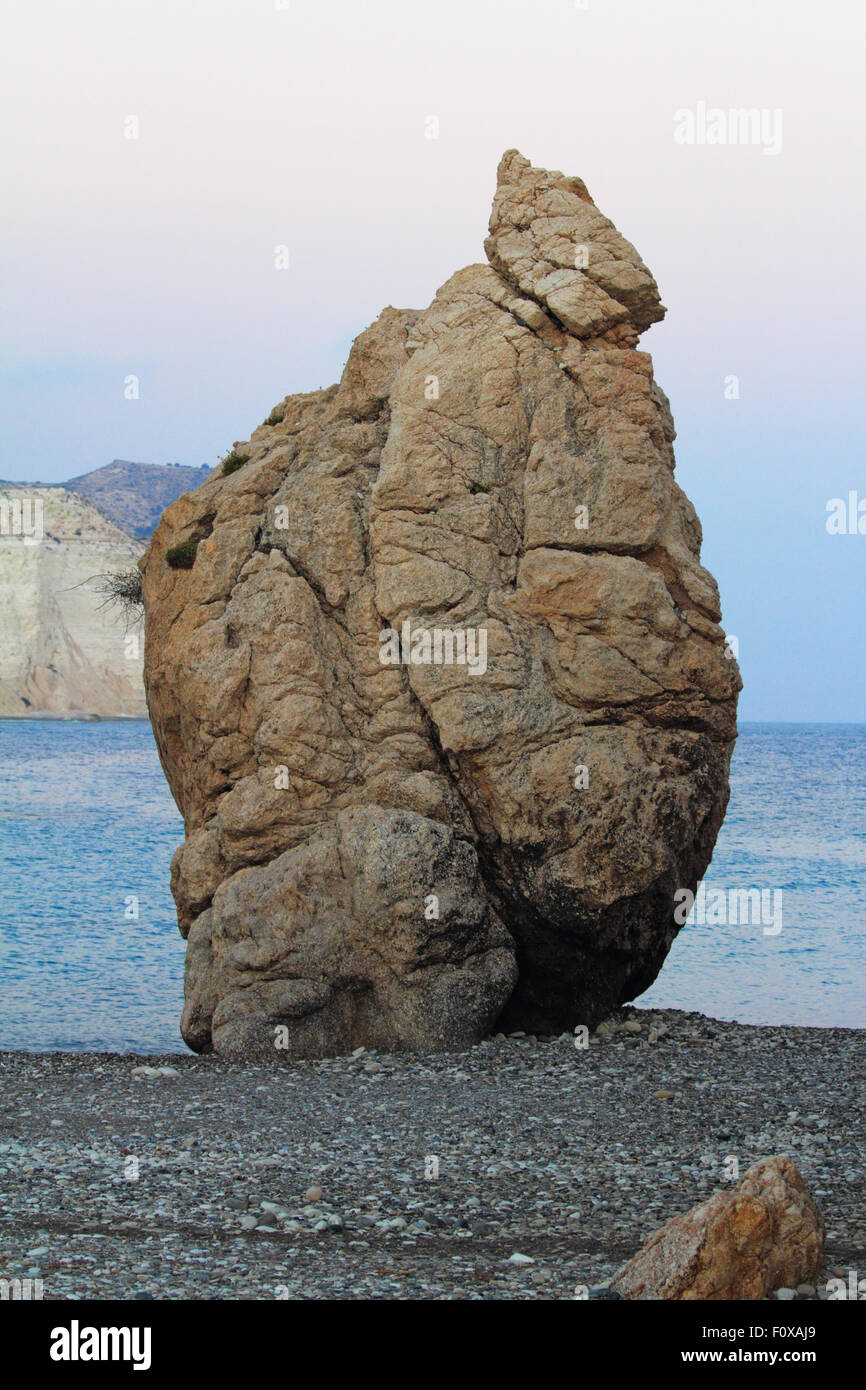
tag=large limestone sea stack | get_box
[141,151,741,1058]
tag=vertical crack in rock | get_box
[140,150,740,1059]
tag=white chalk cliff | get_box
[0,486,146,717]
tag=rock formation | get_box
[0,486,145,718]
[610,1156,825,1300]
[141,150,740,1059]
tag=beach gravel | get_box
[1,1008,863,1300]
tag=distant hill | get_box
[64,460,211,539]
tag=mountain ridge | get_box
[0,460,212,540]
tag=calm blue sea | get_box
[0,721,864,1051]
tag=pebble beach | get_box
[2,1007,864,1301]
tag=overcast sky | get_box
[1,0,864,720]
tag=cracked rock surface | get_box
[140,150,740,1059]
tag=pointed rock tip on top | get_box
[494,147,594,205]
[486,148,665,343]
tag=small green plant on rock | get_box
[165,540,199,570]
[220,450,249,476]
[265,406,285,427]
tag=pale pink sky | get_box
[1,0,864,718]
